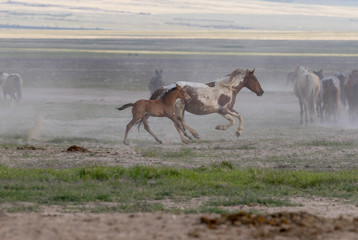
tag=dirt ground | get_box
[1,87,358,239]
[1,210,358,240]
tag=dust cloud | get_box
[0,39,358,145]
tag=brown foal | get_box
[117,84,191,144]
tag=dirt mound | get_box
[66,145,91,153]
[201,211,358,239]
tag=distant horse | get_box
[293,66,320,125]
[322,79,340,123]
[313,70,346,121]
[117,84,191,145]
[147,69,264,143]
[148,69,165,94]
[344,70,358,121]
[0,72,23,105]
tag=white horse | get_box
[0,72,23,106]
[293,66,320,125]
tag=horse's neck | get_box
[162,91,178,104]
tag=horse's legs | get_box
[167,113,192,142]
[123,116,140,145]
[299,99,304,125]
[303,101,308,125]
[216,113,235,130]
[216,109,243,137]
[141,117,162,144]
[174,103,200,139]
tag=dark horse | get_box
[148,69,165,95]
[146,69,264,143]
[344,70,358,121]
[313,70,346,121]
[117,84,191,145]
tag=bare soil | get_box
[1,210,358,240]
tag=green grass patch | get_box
[0,163,357,213]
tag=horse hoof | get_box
[182,139,190,144]
[215,125,224,130]
[236,132,241,137]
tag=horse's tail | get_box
[116,103,134,111]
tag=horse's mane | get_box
[219,69,245,87]
[227,69,245,79]
[161,86,177,98]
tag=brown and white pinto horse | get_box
[0,72,23,105]
[117,84,191,145]
[149,69,264,143]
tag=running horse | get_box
[0,72,23,105]
[147,68,264,143]
[293,66,320,125]
[117,84,191,145]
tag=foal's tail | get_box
[116,103,134,111]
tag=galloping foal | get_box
[117,84,191,145]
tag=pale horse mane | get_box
[217,68,245,88]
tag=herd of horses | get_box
[2,66,358,144]
[287,66,358,125]
[121,66,358,144]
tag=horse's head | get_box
[294,65,308,75]
[155,68,163,76]
[176,84,191,102]
[243,69,264,96]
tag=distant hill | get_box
[0,0,357,31]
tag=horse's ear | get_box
[251,68,255,74]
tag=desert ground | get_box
[0,38,358,239]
